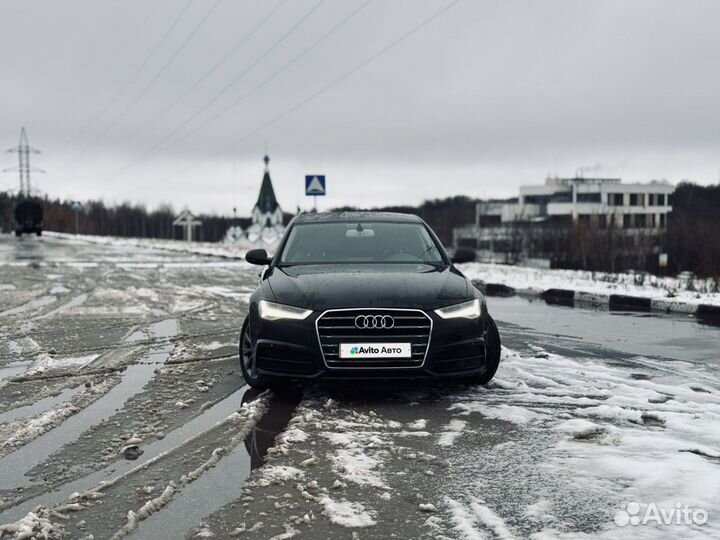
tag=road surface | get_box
[0,235,718,539]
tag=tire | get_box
[36,230,42,237]
[239,317,269,390]
[468,315,501,385]
[15,230,21,238]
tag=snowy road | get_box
[0,235,719,539]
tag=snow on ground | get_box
[26,353,99,376]
[0,378,117,458]
[437,346,720,539]
[458,262,720,307]
[44,231,262,260]
[437,419,467,447]
[446,496,516,540]
[318,496,376,528]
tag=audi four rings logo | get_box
[355,315,395,329]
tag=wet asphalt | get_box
[0,234,719,539]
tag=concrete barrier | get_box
[574,291,610,308]
[471,281,517,297]
[541,289,575,306]
[697,304,720,318]
[608,295,652,312]
[485,283,516,297]
[470,278,716,317]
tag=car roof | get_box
[293,211,423,224]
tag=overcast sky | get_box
[2,0,719,216]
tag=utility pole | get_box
[4,127,44,197]
[70,201,84,234]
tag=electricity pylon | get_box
[4,127,44,197]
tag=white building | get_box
[454,177,675,271]
[477,177,673,229]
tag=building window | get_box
[629,193,640,206]
[659,214,666,228]
[577,193,602,203]
[608,193,624,206]
[658,194,666,206]
[623,214,631,228]
[634,214,647,227]
[599,215,608,229]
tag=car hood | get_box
[265,264,472,311]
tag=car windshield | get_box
[279,222,445,264]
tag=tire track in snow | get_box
[0,319,176,489]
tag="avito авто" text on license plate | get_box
[340,343,412,359]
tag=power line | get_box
[97,0,289,158]
[154,0,460,184]
[60,0,224,170]
[113,0,327,171]
[55,0,196,158]
[114,0,372,176]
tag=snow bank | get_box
[44,231,262,260]
[458,262,720,310]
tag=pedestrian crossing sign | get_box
[305,175,326,196]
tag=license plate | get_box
[339,343,412,359]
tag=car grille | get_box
[256,342,317,375]
[316,309,432,368]
[432,340,486,373]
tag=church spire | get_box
[253,153,280,216]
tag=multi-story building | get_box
[454,177,674,271]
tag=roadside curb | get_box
[472,279,719,317]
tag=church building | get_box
[246,154,285,243]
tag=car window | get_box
[280,222,444,264]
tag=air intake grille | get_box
[316,309,431,368]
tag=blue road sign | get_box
[305,175,326,196]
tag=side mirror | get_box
[451,247,476,264]
[246,249,272,266]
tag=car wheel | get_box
[469,315,501,385]
[239,317,268,390]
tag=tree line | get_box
[0,192,279,242]
[1,185,718,277]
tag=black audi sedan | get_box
[241,212,501,389]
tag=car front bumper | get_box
[250,308,489,381]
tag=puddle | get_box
[36,293,88,320]
[0,362,31,387]
[0,295,57,317]
[130,443,251,539]
[0,384,249,523]
[130,388,301,539]
[0,319,177,489]
[0,386,82,424]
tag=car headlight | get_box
[259,300,312,321]
[434,298,481,320]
